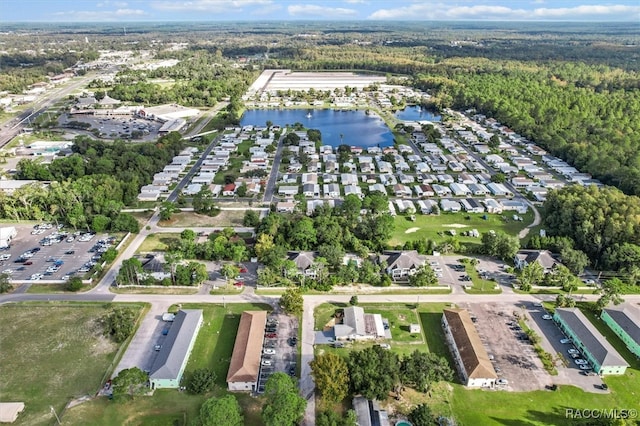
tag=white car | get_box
[579,364,592,370]
[496,379,509,386]
[263,348,276,355]
[2,269,13,275]
[568,348,579,355]
[542,315,553,320]
[560,338,571,344]
[261,359,272,366]
[0,254,11,261]
[574,359,588,365]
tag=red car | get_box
[265,333,277,338]
[239,267,248,273]
[234,281,244,287]
[24,261,33,265]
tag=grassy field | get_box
[158,210,245,228]
[63,302,272,426]
[26,283,92,294]
[136,233,181,253]
[389,211,533,246]
[315,302,454,358]
[0,303,143,426]
[110,286,200,295]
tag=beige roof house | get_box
[227,311,267,392]
[442,308,497,387]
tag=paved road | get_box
[183,102,229,139]
[1,73,98,147]
[263,130,287,203]
[167,135,222,202]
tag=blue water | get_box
[395,106,441,122]
[240,109,394,148]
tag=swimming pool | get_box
[396,421,413,426]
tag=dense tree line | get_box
[543,185,640,277]
[1,132,185,232]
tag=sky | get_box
[1,0,639,22]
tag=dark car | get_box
[24,261,33,265]
[265,333,277,338]
[31,247,41,252]
[65,250,75,255]
[288,337,297,346]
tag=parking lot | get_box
[0,224,111,282]
[59,114,162,141]
[256,312,299,393]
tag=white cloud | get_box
[344,0,368,4]
[368,3,640,20]
[54,8,145,21]
[151,0,273,13]
[96,1,128,7]
[251,4,282,16]
[288,4,358,17]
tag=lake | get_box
[240,109,394,148]
[394,106,441,122]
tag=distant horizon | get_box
[1,1,639,23]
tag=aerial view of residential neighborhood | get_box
[1,1,640,425]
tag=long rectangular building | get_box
[601,304,640,358]
[227,311,267,392]
[442,308,497,388]
[149,309,203,389]
[554,308,629,375]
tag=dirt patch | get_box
[405,227,421,234]
[443,224,469,228]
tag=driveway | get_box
[112,301,172,377]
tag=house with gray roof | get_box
[334,306,386,341]
[554,308,629,375]
[514,250,559,273]
[601,304,640,358]
[353,396,390,426]
[287,251,320,279]
[378,250,426,281]
[149,309,203,389]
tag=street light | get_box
[50,406,61,425]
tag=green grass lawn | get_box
[462,262,502,295]
[63,302,271,426]
[389,211,533,247]
[136,233,181,253]
[0,303,143,426]
[26,283,92,294]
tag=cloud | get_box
[288,4,358,17]
[344,0,368,4]
[251,4,282,16]
[368,3,640,20]
[96,1,128,7]
[53,8,145,21]
[151,0,273,13]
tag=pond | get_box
[394,105,441,122]
[240,109,394,148]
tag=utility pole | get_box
[50,406,61,425]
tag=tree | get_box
[181,229,197,242]
[488,134,501,150]
[318,243,345,270]
[101,307,137,343]
[186,368,216,394]
[400,350,453,392]
[597,278,625,309]
[490,173,506,183]
[111,367,147,400]
[243,210,260,227]
[159,201,178,221]
[349,295,359,306]
[200,395,243,426]
[0,273,12,294]
[347,346,400,401]
[261,373,306,426]
[221,263,240,283]
[65,276,83,292]
[236,183,248,197]
[560,247,589,275]
[317,410,357,426]
[116,257,143,286]
[409,404,438,426]
[481,231,520,260]
[310,353,350,403]
[409,266,438,287]
[555,294,576,308]
[280,287,303,315]
[290,217,317,250]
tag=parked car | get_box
[574,359,588,365]
[542,314,553,320]
[496,379,509,386]
[560,338,571,344]
[568,348,580,355]
[263,348,276,355]
[579,364,592,370]
[288,337,297,346]
[265,333,277,338]
[239,267,248,273]
[261,359,272,366]
[234,281,244,287]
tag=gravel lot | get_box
[461,301,551,391]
